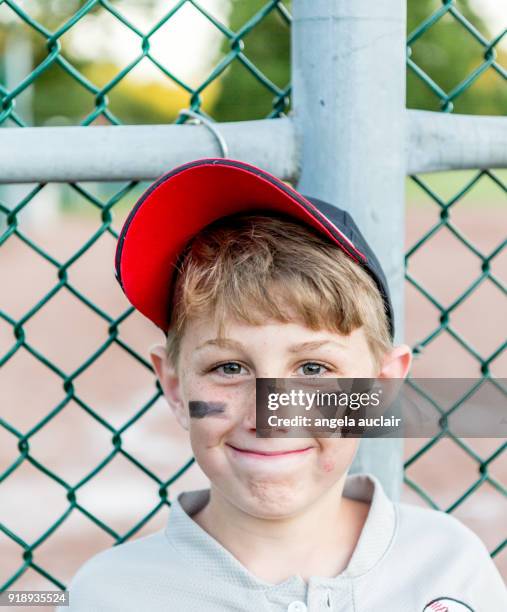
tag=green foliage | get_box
[406,0,507,115]
[211,0,291,121]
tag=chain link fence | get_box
[404,1,506,565]
[0,0,505,593]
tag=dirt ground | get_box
[0,200,505,608]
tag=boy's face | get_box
[151,315,411,519]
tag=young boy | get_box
[63,159,506,611]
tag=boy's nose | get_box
[255,367,287,379]
[241,376,285,431]
[241,366,293,419]
[243,390,257,431]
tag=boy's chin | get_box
[232,478,316,518]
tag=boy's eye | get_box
[208,361,330,377]
[212,362,247,376]
[298,362,329,376]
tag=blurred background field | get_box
[0,0,506,603]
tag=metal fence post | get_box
[292,0,407,499]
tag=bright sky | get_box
[469,0,507,44]
[66,0,232,85]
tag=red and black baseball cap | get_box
[115,158,395,339]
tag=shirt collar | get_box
[164,472,396,590]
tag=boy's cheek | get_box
[187,401,237,447]
[316,438,359,473]
[188,419,237,479]
[188,400,227,418]
[185,384,253,426]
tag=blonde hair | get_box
[165,213,392,371]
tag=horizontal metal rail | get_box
[0,110,505,184]
[406,110,507,174]
[0,117,298,184]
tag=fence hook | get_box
[176,109,229,158]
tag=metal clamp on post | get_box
[176,109,229,158]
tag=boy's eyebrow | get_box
[195,338,244,351]
[287,339,346,352]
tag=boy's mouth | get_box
[226,443,313,458]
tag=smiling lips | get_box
[227,444,313,457]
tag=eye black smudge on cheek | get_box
[188,401,227,418]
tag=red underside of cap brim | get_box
[116,159,361,332]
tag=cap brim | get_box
[115,158,366,332]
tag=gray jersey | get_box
[61,473,506,611]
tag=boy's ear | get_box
[149,344,189,431]
[377,344,412,380]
